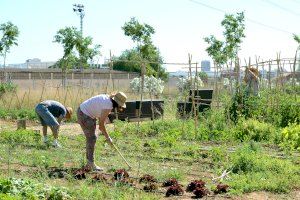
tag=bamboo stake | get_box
[39,81,46,102]
[268,60,271,90]
[292,50,298,101]
[137,62,145,134]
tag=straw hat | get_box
[112,92,127,108]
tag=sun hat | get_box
[112,92,127,108]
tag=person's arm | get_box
[57,115,64,124]
[57,106,67,124]
[98,109,113,144]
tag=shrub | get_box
[227,86,258,124]
[0,108,36,120]
[280,124,300,151]
[233,119,278,142]
[0,82,17,96]
[0,178,71,199]
[0,129,41,146]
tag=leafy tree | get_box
[0,22,19,69]
[204,12,245,69]
[114,18,166,79]
[53,26,100,70]
[294,34,300,45]
[75,36,101,69]
[53,26,100,86]
[122,17,154,46]
[221,12,245,61]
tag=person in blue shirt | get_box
[35,100,73,147]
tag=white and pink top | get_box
[80,94,113,119]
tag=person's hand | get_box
[106,136,113,145]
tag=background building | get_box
[8,58,55,69]
[201,60,211,72]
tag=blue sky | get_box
[0,0,299,71]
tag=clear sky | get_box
[0,0,299,71]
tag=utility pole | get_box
[73,4,85,85]
[73,4,84,36]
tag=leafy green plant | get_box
[233,119,278,142]
[0,108,36,120]
[227,86,259,124]
[210,147,227,164]
[280,124,300,151]
[227,144,300,194]
[0,83,17,96]
[0,178,71,199]
[0,129,41,146]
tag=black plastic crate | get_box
[136,100,164,119]
[189,89,213,104]
[177,102,211,117]
[109,100,164,122]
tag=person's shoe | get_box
[43,136,48,143]
[85,162,103,171]
[52,140,62,148]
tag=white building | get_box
[8,58,56,69]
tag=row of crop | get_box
[0,178,71,199]
[110,117,300,153]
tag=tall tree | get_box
[122,17,154,47]
[53,26,100,86]
[0,22,19,68]
[53,26,100,70]
[115,17,166,79]
[204,12,245,70]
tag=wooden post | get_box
[17,119,26,130]
[268,60,271,90]
[292,50,298,100]
[137,61,145,133]
[194,61,198,138]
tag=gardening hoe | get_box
[110,142,132,170]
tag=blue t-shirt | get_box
[41,100,66,118]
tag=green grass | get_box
[0,121,299,199]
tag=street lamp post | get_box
[73,4,84,36]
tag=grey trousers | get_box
[77,107,97,163]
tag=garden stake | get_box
[110,142,132,170]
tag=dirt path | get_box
[0,119,115,137]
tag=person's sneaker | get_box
[43,136,48,143]
[85,162,103,171]
[52,140,62,148]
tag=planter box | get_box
[136,100,164,119]
[108,100,164,122]
[177,102,211,117]
[189,89,213,104]
[178,89,213,117]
